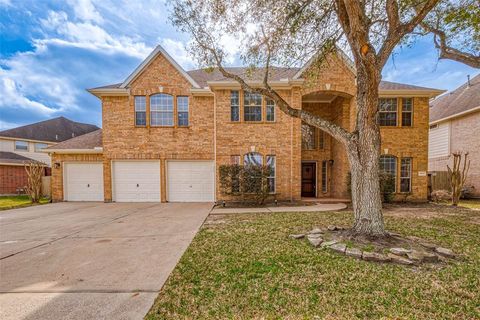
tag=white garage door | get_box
[112,161,160,202]
[167,161,215,202]
[64,163,104,201]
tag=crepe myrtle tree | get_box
[171,0,480,237]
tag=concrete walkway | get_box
[210,203,347,214]
[0,202,211,320]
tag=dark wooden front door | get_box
[301,163,316,197]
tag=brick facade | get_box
[50,50,432,202]
[429,111,480,197]
[0,165,28,194]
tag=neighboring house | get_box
[0,117,99,194]
[46,45,443,203]
[429,74,480,197]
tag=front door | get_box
[302,163,316,197]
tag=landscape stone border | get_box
[290,226,457,266]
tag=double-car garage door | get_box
[63,160,214,202]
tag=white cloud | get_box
[160,38,196,70]
[67,0,103,23]
[0,0,11,7]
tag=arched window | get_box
[244,152,263,166]
[379,155,397,191]
[150,94,173,126]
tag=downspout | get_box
[213,91,217,203]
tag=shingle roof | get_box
[46,129,102,150]
[0,117,100,142]
[430,74,480,123]
[0,151,36,165]
[94,67,442,92]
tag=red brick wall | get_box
[0,165,28,194]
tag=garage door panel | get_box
[167,161,214,202]
[64,163,104,201]
[112,161,160,202]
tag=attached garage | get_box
[167,161,215,202]
[64,163,104,201]
[112,161,161,202]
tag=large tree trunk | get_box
[346,64,386,237]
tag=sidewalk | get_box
[210,203,348,215]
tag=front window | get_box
[15,140,28,151]
[400,158,412,192]
[134,96,146,126]
[378,98,397,126]
[35,143,48,152]
[267,155,276,193]
[302,123,317,150]
[231,91,240,122]
[244,152,263,166]
[402,98,413,127]
[380,155,397,191]
[177,96,189,126]
[244,92,262,121]
[266,98,275,122]
[150,94,173,126]
[319,130,325,149]
[322,161,328,193]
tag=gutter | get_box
[87,88,129,98]
[379,89,445,98]
[430,105,480,125]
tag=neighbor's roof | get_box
[92,67,442,93]
[0,117,100,142]
[430,74,480,123]
[45,129,103,152]
[0,151,36,165]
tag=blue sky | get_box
[0,0,478,130]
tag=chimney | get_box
[467,75,471,87]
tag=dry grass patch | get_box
[146,204,480,319]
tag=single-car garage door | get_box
[167,161,215,202]
[112,161,160,202]
[64,163,104,201]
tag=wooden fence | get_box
[428,171,451,194]
[42,176,51,197]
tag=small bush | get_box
[219,164,273,204]
[431,189,452,203]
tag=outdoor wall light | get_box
[54,162,61,169]
[329,159,334,165]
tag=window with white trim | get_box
[380,155,397,191]
[266,98,275,122]
[400,158,412,192]
[266,155,276,193]
[244,92,262,121]
[15,140,28,151]
[378,98,397,126]
[230,91,240,121]
[150,94,173,126]
[134,96,146,126]
[402,98,413,127]
[244,152,263,166]
[35,143,48,152]
[177,96,189,126]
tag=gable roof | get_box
[120,45,200,89]
[45,129,103,152]
[0,117,100,143]
[430,73,480,123]
[292,48,356,79]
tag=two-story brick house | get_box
[46,45,443,202]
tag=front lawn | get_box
[0,195,49,210]
[147,204,480,319]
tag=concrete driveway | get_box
[0,202,212,320]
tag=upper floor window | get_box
[134,96,146,126]
[150,94,173,126]
[401,98,413,127]
[378,98,397,126]
[302,123,317,150]
[319,130,325,149]
[380,155,397,191]
[400,158,412,193]
[35,143,48,152]
[244,92,262,121]
[231,91,240,122]
[266,98,275,122]
[15,140,28,151]
[177,96,189,127]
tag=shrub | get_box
[431,189,452,202]
[219,164,273,204]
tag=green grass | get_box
[0,195,49,210]
[458,199,480,210]
[147,205,480,319]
